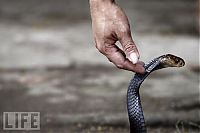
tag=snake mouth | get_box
[161,54,185,67]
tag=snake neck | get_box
[127,58,162,133]
[127,92,146,133]
[127,74,147,133]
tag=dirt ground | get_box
[0,65,199,133]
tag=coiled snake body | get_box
[127,54,185,133]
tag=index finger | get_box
[105,45,145,73]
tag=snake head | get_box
[160,54,185,67]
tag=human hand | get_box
[89,0,145,73]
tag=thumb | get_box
[119,33,140,64]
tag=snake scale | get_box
[127,54,185,133]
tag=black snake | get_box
[127,54,185,133]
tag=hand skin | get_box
[89,0,145,73]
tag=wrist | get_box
[89,0,115,4]
[89,0,116,19]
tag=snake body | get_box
[127,54,185,133]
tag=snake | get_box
[127,54,185,133]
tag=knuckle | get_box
[120,26,130,34]
[95,44,105,53]
[123,41,137,53]
[96,42,114,54]
[115,62,124,69]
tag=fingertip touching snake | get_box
[127,54,185,133]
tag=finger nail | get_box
[129,52,139,64]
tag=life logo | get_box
[3,112,40,130]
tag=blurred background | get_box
[0,0,199,132]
